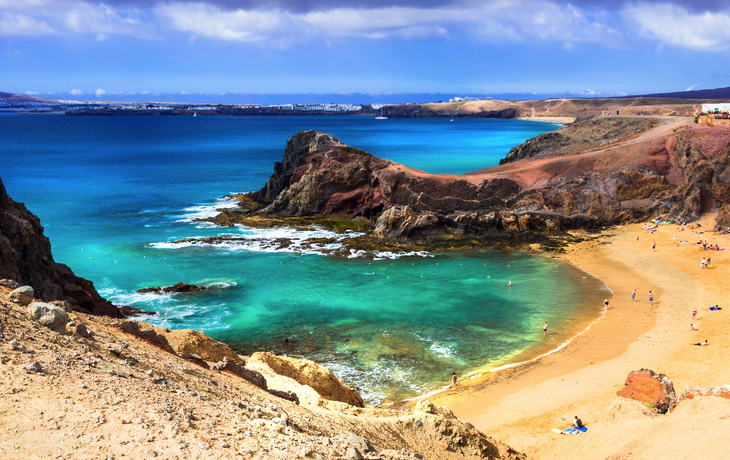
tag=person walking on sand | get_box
[701,258,706,269]
[452,372,457,387]
[543,322,548,337]
[649,291,654,305]
[632,289,636,302]
[707,257,711,268]
[604,299,609,309]
[693,308,697,320]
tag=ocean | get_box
[0,113,608,404]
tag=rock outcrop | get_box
[137,282,207,294]
[210,120,730,245]
[616,369,677,413]
[157,328,240,362]
[0,178,121,317]
[248,352,365,408]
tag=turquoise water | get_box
[0,113,607,404]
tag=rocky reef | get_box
[203,120,730,251]
[0,178,121,317]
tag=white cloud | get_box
[624,3,730,51]
[94,88,107,97]
[686,84,699,91]
[0,1,156,39]
[154,1,623,47]
[68,89,83,95]
[25,91,39,95]
[0,12,54,35]
[6,49,23,57]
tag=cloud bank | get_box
[0,0,729,51]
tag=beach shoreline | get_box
[517,116,576,124]
[421,214,730,458]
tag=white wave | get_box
[174,196,241,223]
[150,225,364,256]
[373,250,435,260]
[98,286,177,306]
[429,342,456,360]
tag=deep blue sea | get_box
[0,113,607,404]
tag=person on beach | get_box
[649,291,654,305]
[701,258,706,269]
[604,299,609,308]
[452,372,457,387]
[632,289,636,302]
[652,241,656,252]
[572,416,584,428]
[509,279,512,286]
[691,340,708,346]
[691,324,698,331]
[543,322,548,337]
[707,257,711,268]
[693,308,697,320]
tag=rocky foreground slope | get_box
[203,117,730,251]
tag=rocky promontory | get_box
[203,118,730,251]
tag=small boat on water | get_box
[193,112,197,117]
[374,107,388,120]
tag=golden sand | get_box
[430,214,730,459]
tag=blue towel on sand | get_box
[564,426,588,434]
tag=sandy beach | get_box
[429,213,730,459]
[516,116,576,124]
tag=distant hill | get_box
[633,87,730,100]
[0,92,56,103]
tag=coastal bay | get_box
[0,114,596,404]
[428,214,730,458]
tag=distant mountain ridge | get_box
[632,86,730,100]
[0,92,55,103]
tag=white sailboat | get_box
[374,107,388,120]
[193,112,197,117]
[450,113,454,122]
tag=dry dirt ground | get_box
[0,293,523,460]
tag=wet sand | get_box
[429,214,730,458]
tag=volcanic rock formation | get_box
[215,119,730,246]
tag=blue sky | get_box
[2,0,730,103]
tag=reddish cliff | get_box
[213,118,730,245]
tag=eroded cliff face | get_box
[224,119,730,246]
[0,178,121,317]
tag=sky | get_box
[2,0,730,103]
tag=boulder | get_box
[160,329,239,362]
[27,302,69,334]
[137,282,206,295]
[616,369,676,413]
[8,286,34,306]
[414,399,457,419]
[209,360,268,390]
[0,279,20,290]
[111,321,176,354]
[267,388,300,404]
[676,384,730,408]
[248,352,364,407]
